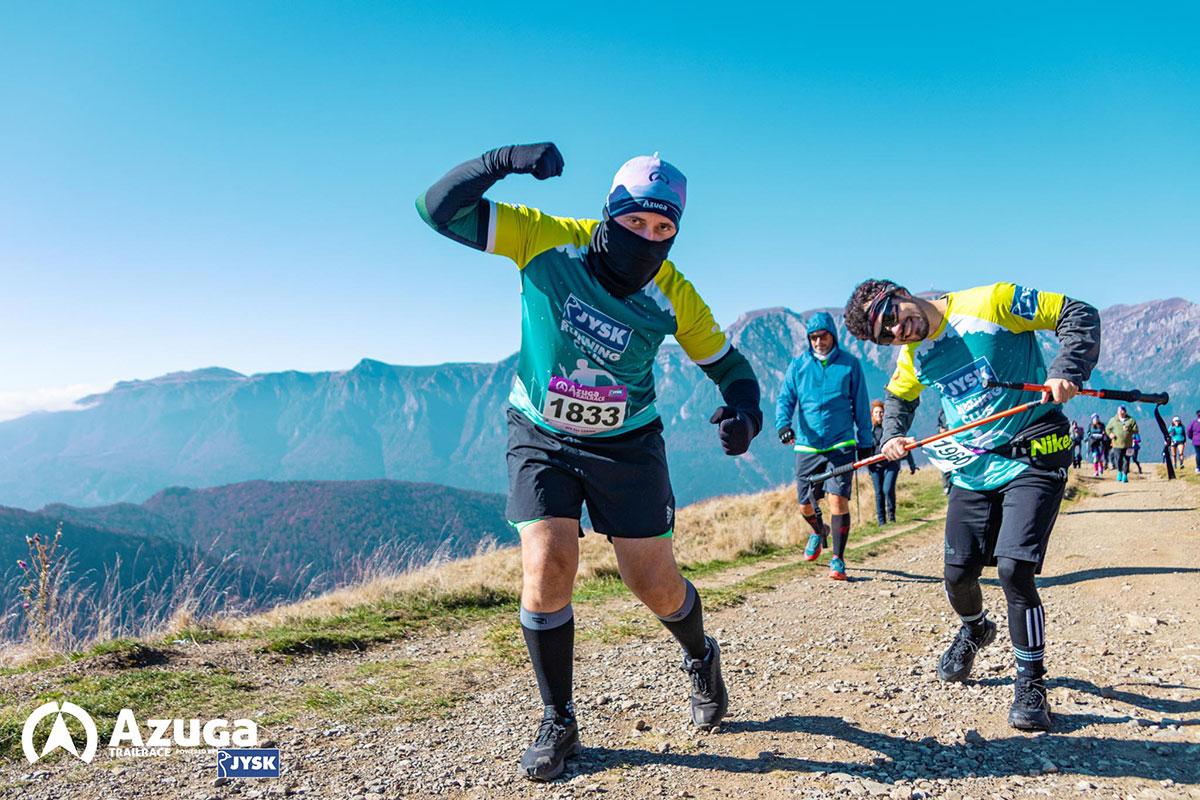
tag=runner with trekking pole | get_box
[417,143,762,781]
[840,281,1100,732]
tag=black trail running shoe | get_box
[1009,676,1052,731]
[682,635,728,729]
[936,616,997,682]
[518,706,580,782]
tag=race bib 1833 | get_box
[542,375,627,435]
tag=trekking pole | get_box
[982,380,1176,480]
[980,380,1169,406]
[807,398,1046,483]
[854,470,861,521]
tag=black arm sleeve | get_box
[423,155,505,227]
[1047,297,1101,385]
[699,347,763,435]
[881,390,919,444]
[416,148,529,250]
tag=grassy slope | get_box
[0,469,1012,762]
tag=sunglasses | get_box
[867,291,902,344]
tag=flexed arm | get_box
[416,143,564,249]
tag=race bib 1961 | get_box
[542,375,627,435]
[922,437,982,473]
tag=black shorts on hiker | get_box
[505,407,675,538]
[794,447,855,505]
[943,465,1067,573]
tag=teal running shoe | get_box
[829,556,847,581]
[804,533,823,561]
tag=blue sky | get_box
[1,2,1197,409]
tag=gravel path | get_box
[5,473,1199,800]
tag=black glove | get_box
[711,406,756,456]
[484,143,564,180]
[778,427,795,445]
[857,446,874,461]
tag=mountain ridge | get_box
[1,298,1196,509]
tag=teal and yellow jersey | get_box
[886,283,1067,491]
[422,199,729,437]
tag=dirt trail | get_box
[5,473,1200,800]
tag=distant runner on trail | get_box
[775,312,872,580]
[1086,414,1106,476]
[417,143,762,781]
[1187,411,1200,474]
[1069,420,1084,469]
[843,280,1100,732]
[868,399,917,526]
[1168,415,1186,470]
[1105,406,1138,483]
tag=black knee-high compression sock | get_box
[831,513,851,558]
[802,510,824,537]
[944,562,987,629]
[997,557,1045,679]
[521,604,575,717]
[657,580,708,659]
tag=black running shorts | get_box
[943,465,1067,572]
[794,447,855,505]
[505,408,675,538]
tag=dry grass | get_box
[231,471,945,635]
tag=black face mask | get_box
[586,215,675,298]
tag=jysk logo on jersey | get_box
[933,356,998,400]
[1010,285,1039,320]
[217,748,281,778]
[561,294,632,363]
[933,356,1004,421]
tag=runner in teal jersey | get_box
[417,143,762,780]
[844,279,1100,733]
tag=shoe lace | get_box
[683,656,712,696]
[946,625,981,664]
[534,716,569,747]
[1016,679,1048,710]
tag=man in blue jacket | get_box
[776,311,873,580]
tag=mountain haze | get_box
[0,299,1195,509]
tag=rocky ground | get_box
[4,471,1199,799]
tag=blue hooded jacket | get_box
[774,311,873,452]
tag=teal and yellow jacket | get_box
[416,174,759,438]
[882,283,1100,491]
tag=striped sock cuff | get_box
[657,580,698,623]
[520,604,574,631]
[958,609,987,625]
[1013,646,1045,661]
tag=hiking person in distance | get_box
[775,312,873,580]
[1105,405,1137,483]
[1086,414,1106,477]
[1167,415,1186,470]
[868,399,917,525]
